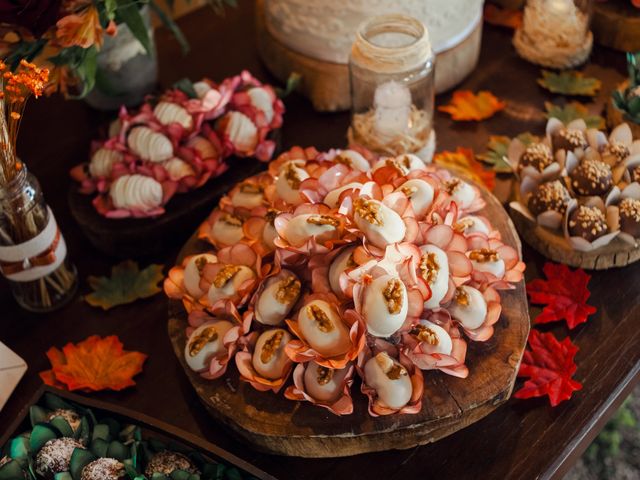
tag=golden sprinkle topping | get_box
[410,324,439,345]
[469,248,500,263]
[383,278,404,314]
[354,198,383,226]
[603,142,629,163]
[275,276,301,304]
[213,265,241,288]
[306,215,340,227]
[620,198,640,222]
[568,205,607,231]
[400,185,418,198]
[239,182,263,194]
[188,326,218,357]
[284,163,302,189]
[418,253,439,284]
[558,129,587,148]
[454,287,469,306]
[316,366,334,385]
[260,330,284,363]
[221,213,243,227]
[520,143,553,172]
[306,304,334,332]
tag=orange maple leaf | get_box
[438,90,506,121]
[40,335,147,392]
[483,4,523,30]
[434,147,496,191]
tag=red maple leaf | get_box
[526,262,596,329]
[514,330,582,406]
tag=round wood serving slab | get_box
[167,186,530,457]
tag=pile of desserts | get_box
[164,146,525,416]
[510,119,640,251]
[71,72,284,218]
[0,394,251,480]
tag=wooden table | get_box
[1,4,639,479]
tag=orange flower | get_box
[55,5,104,49]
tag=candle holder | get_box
[513,0,593,69]
[347,14,436,162]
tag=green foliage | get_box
[544,101,605,129]
[275,72,302,99]
[612,52,640,124]
[537,70,601,97]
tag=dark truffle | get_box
[619,198,640,238]
[600,141,629,166]
[527,180,571,217]
[569,160,613,196]
[552,128,588,153]
[80,458,126,480]
[46,409,81,433]
[518,143,554,173]
[568,205,609,242]
[144,451,200,477]
[35,438,85,479]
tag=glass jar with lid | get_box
[348,13,436,161]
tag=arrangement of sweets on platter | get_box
[0,391,263,480]
[164,145,529,456]
[509,118,640,269]
[68,72,284,257]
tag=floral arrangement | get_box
[612,53,640,125]
[509,118,640,251]
[71,71,284,218]
[0,392,254,479]
[164,146,525,416]
[0,0,196,97]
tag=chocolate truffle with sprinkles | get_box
[569,160,613,196]
[527,180,571,217]
[81,458,126,480]
[619,198,640,238]
[568,205,609,241]
[46,409,81,432]
[144,451,200,477]
[600,141,630,166]
[552,128,588,153]
[631,165,640,184]
[518,143,553,173]
[35,438,85,479]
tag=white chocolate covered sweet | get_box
[468,249,505,279]
[362,275,408,337]
[396,179,434,217]
[231,182,265,209]
[128,126,173,162]
[110,174,163,211]
[184,320,234,372]
[89,148,122,178]
[283,214,340,247]
[183,253,218,298]
[409,319,453,356]
[364,352,412,410]
[444,178,476,209]
[328,247,356,297]
[252,329,292,379]
[448,286,487,330]
[187,136,218,160]
[373,154,425,175]
[193,81,212,98]
[456,215,490,236]
[255,272,301,326]
[324,182,363,208]
[418,245,450,309]
[353,198,406,248]
[164,157,195,181]
[222,111,258,153]
[247,87,275,124]
[275,162,309,205]
[304,361,350,402]
[207,265,256,304]
[154,101,193,130]
[297,300,351,357]
[210,213,244,246]
[334,150,371,172]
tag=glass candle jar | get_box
[514,0,593,69]
[348,14,436,161]
[0,165,77,312]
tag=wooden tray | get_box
[167,185,530,458]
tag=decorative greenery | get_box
[544,101,606,129]
[537,70,601,97]
[477,133,537,173]
[612,52,640,124]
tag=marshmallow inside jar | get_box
[207,265,256,305]
[328,247,356,297]
[304,361,351,403]
[448,286,488,330]
[467,248,506,279]
[210,213,245,246]
[362,274,408,337]
[252,328,292,379]
[184,320,234,372]
[275,161,310,205]
[395,179,434,218]
[283,213,341,247]
[409,319,453,356]
[297,300,352,357]
[353,198,406,248]
[364,351,413,410]
[417,245,450,309]
[255,272,301,326]
[183,253,218,298]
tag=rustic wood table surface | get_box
[1,4,639,479]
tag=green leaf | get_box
[544,101,605,129]
[29,406,48,427]
[49,417,75,438]
[29,425,58,452]
[275,72,301,99]
[115,1,153,56]
[69,449,96,480]
[90,438,109,458]
[0,459,27,480]
[85,261,164,310]
[104,0,118,20]
[149,2,190,55]
[537,70,601,96]
[92,424,111,443]
[76,417,91,445]
[173,78,198,99]
[106,441,130,461]
[54,473,73,480]
[476,135,513,173]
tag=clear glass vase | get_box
[0,165,77,312]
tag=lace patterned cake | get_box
[264,0,484,64]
